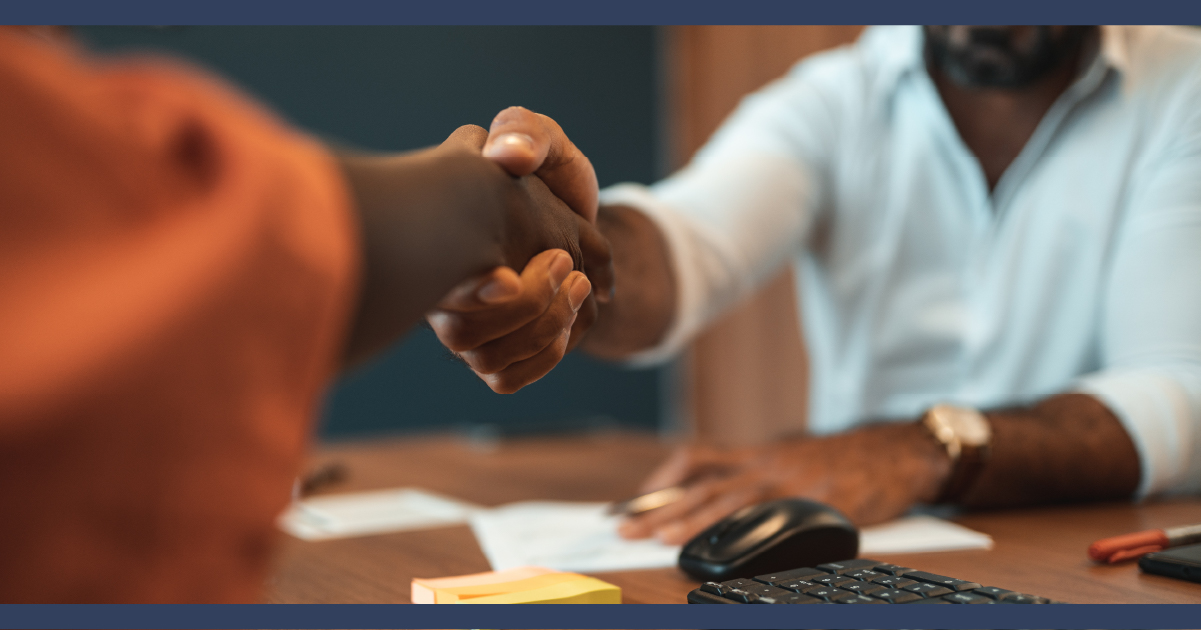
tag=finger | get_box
[654,481,767,545]
[477,312,576,394]
[637,445,725,494]
[460,272,590,374]
[565,291,597,353]
[576,216,614,303]
[484,107,599,223]
[437,266,522,312]
[428,249,573,352]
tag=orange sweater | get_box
[0,28,359,602]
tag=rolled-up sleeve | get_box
[1076,77,1201,497]
[599,53,851,365]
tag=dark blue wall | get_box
[77,26,665,438]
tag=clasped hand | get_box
[430,107,612,393]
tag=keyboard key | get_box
[826,590,861,603]
[777,579,820,593]
[743,583,793,598]
[838,594,887,604]
[871,575,916,588]
[905,571,981,591]
[811,574,855,586]
[723,588,759,603]
[872,563,913,575]
[943,592,992,604]
[818,559,879,574]
[839,580,887,595]
[903,582,953,598]
[719,578,758,591]
[907,596,953,604]
[700,582,728,596]
[760,592,824,604]
[805,586,850,601]
[999,593,1049,604]
[754,567,827,585]
[845,569,886,581]
[872,588,922,603]
[973,586,1017,600]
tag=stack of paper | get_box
[412,566,621,604]
[861,514,994,553]
[468,501,681,572]
[278,488,482,541]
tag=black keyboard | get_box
[687,558,1067,604]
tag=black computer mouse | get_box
[677,498,859,582]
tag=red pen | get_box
[1088,523,1201,564]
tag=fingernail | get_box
[567,275,591,311]
[549,252,573,289]
[617,521,641,539]
[477,277,518,303]
[486,133,534,156]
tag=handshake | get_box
[429,107,614,393]
[341,106,618,393]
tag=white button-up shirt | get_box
[601,25,1201,497]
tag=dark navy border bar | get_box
[4,0,1201,25]
[2,603,1201,629]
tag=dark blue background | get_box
[75,26,667,438]
[4,602,1201,629]
[13,0,1201,25]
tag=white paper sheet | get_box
[469,501,681,573]
[469,502,993,573]
[279,487,483,541]
[860,514,993,554]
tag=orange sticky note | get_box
[411,567,620,604]
[411,566,555,604]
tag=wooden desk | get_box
[264,431,1201,604]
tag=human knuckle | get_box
[474,348,516,375]
[456,123,487,136]
[495,105,532,121]
[441,320,491,352]
[488,373,524,395]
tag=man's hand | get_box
[428,108,612,393]
[617,423,952,545]
[483,106,600,224]
[428,249,594,394]
[340,123,610,364]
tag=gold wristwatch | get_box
[921,403,992,504]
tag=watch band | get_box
[937,440,989,504]
[921,404,992,504]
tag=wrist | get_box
[899,421,955,504]
[918,404,993,504]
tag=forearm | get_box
[580,204,678,359]
[961,393,1141,508]
[339,150,509,365]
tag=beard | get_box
[924,26,1092,89]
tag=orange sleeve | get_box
[0,28,360,602]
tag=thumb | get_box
[483,106,599,224]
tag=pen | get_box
[295,462,348,499]
[606,486,687,516]
[1088,523,1201,564]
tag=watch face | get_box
[946,408,991,447]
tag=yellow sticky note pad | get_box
[412,567,620,604]
[411,566,555,604]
